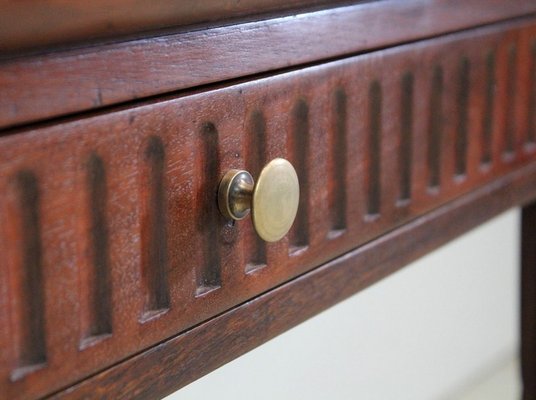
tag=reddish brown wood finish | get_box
[52,162,536,400]
[1,1,536,130]
[0,0,336,54]
[1,19,536,399]
[522,202,536,400]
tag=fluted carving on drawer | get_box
[328,88,348,237]
[427,66,444,192]
[196,122,222,295]
[140,136,170,320]
[482,50,496,167]
[456,58,470,178]
[288,99,310,254]
[8,171,46,380]
[504,44,518,160]
[80,153,112,347]
[366,80,382,218]
[399,72,414,205]
[244,110,268,273]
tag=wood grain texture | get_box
[2,18,536,400]
[140,136,170,318]
[1,1,536,130]
[0,0,336,55]
[8,172,47,380]
[52,162,536,400]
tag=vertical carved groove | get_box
[289,99,310,252]
[455,57,470,178]
[13,171,46,375]
[197,122,221,294]
[367,80,381,217]
[329,88,347,234]
[140,136,170,319]
[482,50,496,166]
[399,72,413,204]
[528,41,536,148]
[428,66,443,191]
[245,111,267,273]
[84,153,112,339]
[504,44,517,159]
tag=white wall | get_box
[167,209,521,400]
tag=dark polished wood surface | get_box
[1,0,534,56]
[1,1,536,399]
[53,162,536,400]
[2,17,536,399]
[1,1,536,130]
[0,0,339,54]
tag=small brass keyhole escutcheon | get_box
[218,158,299,242]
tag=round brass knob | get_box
[218,158,299,242]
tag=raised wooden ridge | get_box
[50,162,536,400]
[1,0,536,130]
[0,0,339,55]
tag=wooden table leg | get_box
[522,202,536,399]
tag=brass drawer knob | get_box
[218,158,299,242]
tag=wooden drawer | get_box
[2,17,536,399]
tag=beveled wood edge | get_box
[0,0,341,55]
[48,163,536,400]
[2,0,536,130]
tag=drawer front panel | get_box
[1,18,536,399]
